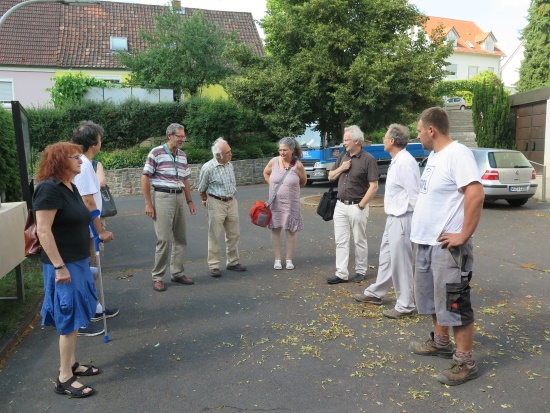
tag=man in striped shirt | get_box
[142,123,197,292]
[198,138,246,277]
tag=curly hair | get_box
[37,142,83,182]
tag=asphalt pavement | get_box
[1,182,550,413]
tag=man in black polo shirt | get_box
[327,125,379,284]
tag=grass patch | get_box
[0,258,44,339]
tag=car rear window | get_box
[488,152,532,168]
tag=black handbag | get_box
[100,185,117,218]
[316,185,338,221]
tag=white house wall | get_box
[445,52,502,81]
[0,68,54,108]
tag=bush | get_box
[0,109,22,201]
[183,96,268,149]
[28,100,186,151]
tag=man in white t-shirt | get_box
[72,121,117,337]
[353,124,419,318]
[409,107,484,386]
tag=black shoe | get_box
[327,275,347,284]
[352,273,365,283]
[91,307,119,322]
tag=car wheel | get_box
[506,198,529,207]
[460,105,465,110]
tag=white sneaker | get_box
[286,260,294,270]
[274,260,282,270]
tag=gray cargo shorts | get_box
[414,239,474,327]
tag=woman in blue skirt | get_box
[34,142,99,398]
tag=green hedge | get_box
[27,97,273,154]
[0,109,22,202]
[28,99,185,151]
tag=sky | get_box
[105,0,530,86]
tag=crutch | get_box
[90,210,111,343]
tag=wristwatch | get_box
[358,204,365,210]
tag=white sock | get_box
[96,303,103,313]
[90,266,98,276]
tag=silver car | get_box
[472,148,537,206]
[444,97,466,110]
[418,148,537,206]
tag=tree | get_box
[119,10,235,98]
[0,109,22,202]
[472,74,514,148]
[226,0,452,139]
[519,0,550,92]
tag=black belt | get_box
[208,194,233,202]
[338,199,361,205]
[154,187,182,194]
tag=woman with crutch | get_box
[34,142,109,398]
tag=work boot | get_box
[409,332,454,358]
[437,354,479,385]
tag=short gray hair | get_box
[344,125,364,144]
[212,137,228,159]
[166,123,185,137]
[386,124,410,149]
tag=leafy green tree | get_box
[472,75,514,148]
[47,72,113,109]
[519,0,550,91]
[119,10,235,98]
[226,0,452,139]
[0,109,22,202]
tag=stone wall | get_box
[104,158,271,197]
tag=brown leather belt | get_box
[154,187,182,194]
[208,194,233,202]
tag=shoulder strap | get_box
[91,160,98,172]
[266,166,293,207]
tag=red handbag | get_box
[248,201,272,227]
[24,209,42,256]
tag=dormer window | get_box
[446,29,459,47]
[483,36,495,53]
[110,36,128,51]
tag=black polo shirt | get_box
[332,149,379,202]
[33,179,92,264]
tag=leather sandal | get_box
[72,362,101,376]
[55,375,95,398]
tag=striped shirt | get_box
[142,145,190,189]
[197,158,237,198]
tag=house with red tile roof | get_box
[0,0,264,108]
[422,16,506,81]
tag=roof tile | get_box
[0,1,264,69]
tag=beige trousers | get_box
[206,196,241,269]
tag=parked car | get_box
[444,97,466,110]
[418,148,537,206]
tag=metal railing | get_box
[529,160,546,202]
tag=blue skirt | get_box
[41,258,97,335]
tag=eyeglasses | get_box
[68,154,82,160]
[173,134,186,139]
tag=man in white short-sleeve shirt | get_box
[409,107,484,386]
[72,121,117,338]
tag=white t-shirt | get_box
[410,141,480,245]
[73,155,102,213]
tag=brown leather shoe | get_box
[153,280,166,292]
[210,268,222,277]
[171,275,195,285]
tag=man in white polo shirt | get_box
[353,124,419,319]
